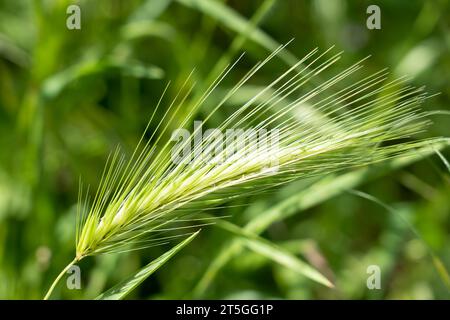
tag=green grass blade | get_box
[127,0,172,22]
[175,0,298,66]
[434,149,450,173]
[348,189,450,290]
[96,231,200,300]
[432,256,450,290]
[216,220,334,288]
[0,33,30,67]
[205,0,276,84]
[42,59,164,99]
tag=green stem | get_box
[43,257,78,300]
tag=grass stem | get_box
[43,257,78,300]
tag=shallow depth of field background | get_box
[0,0,449,299]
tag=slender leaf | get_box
[175,0,298,66]
[216,220,334,288]
[96,231,199,300]
[42,59,164,99]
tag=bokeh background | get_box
[0,0,449,299]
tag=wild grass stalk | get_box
[44,46,440,299]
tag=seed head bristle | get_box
[75,46,437,258]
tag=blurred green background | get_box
[0,0,449,299]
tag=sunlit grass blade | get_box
[175,0,298,65]
[348,189,450,290]
[215,220,334,288]
[96,231,200,300]
[42,59,164,99]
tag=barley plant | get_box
[1,0,449,300]
[44,44,446,298]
